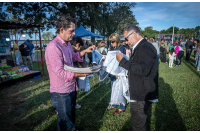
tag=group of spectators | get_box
[13,39,35,70]
[144,36,200,70]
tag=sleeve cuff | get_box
[64,71,75,82]
[119,57,127,67]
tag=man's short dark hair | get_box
[56,15,76,34]
[144,35,147,37]
[124,24,142,36]
[153,37,155,40]
[161,39,164,41]
[189,38,192,41]
[149,38,154,42]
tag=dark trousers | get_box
[160,50,166,63]
[176,51,184,65]
[130,101,152,131]
[50,91,77,131]
[186,49,192,61]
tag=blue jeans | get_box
[15,52,20,65]
[196,54,200,68]
[50,91,77,131]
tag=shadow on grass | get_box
[13,106,56,131]
[75,82,111,131]
[183,59,200,78]
[0,83,51,131]
[121,77,186,131]
[153,77,186,131]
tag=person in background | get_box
[168,48,176,68]
[27,40,34,62]
[125,44,131,58]
[144,35,147,40]
[174,44,184,67]
[19,41,33,70]
[107,33,127,114]
[185,38,194,61]
[195,42,200,71]
[32,45,35,62]
[97,41,107,55]
[118,42,126,55]
[170,43,174,51]
[167,40,171,52]
[122,41,126,47]
[71,37,87,109]
[193,39,199,60]
[159,39,168,63]
[152,37,157,44]
[150,38,160,63]
[13,40,20,66]
[45,15,95,131]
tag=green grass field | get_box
[0,52,200,131]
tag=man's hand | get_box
[116,76,118,79]
[80,45,96,57]
[116,51,124,62]
[85,45,96,53]
[74,73,92,78]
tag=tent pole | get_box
[36,32,39,71]
[38,27,45,76]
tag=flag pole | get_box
[172,24,175,44]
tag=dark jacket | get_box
[185,41,194,49]
[119,39,159,101]
[19,44,30,56]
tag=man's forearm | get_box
[79,50,86,57]
[74,73,87,77]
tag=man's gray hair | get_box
[56,15,76,34]
[124,24,142,36]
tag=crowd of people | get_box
[40,14,200,131]
[10,14,200,131]
[45,15,159,131]
[143,36,200,70]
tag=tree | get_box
[0,3,8,21]
[110,2,138,35]
[42,32,54,44]
[166,26,179,34]
[141,26,159,39]
[3,2,138,43]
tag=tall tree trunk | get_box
[102,4,106,37]
[90,4,95,45]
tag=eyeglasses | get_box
[111,41,115,43]
[125,32,134,42]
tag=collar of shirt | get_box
[132,38,144,51]
[56,34,69,46]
